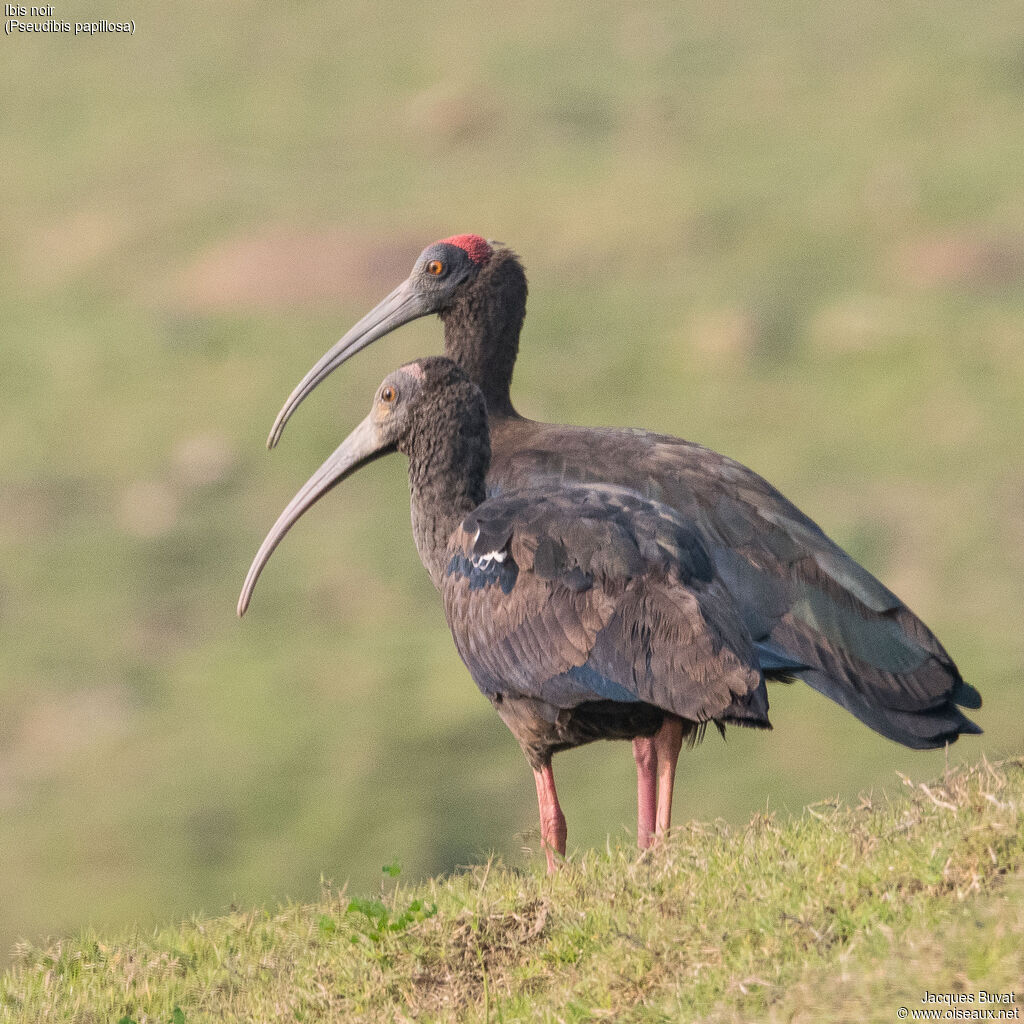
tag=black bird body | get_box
[240,358,768,869]
[266,236,980,755]
[260,235,978,851]
[485,415,973,749]
[444,485,770,770]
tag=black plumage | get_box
[488,417,981,749]
[444,485,771,772]
[261,235,980,853]
[265,234,980,752]
[240,358,769,870]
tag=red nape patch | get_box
[440,234,492,265]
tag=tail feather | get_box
[798,668,981,749]
[951,678,982,710]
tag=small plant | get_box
[345,895,438,943]
[345,863,437,943]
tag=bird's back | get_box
[486,415,980,749]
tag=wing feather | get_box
[488,419,979,746]
[443,489,765,726]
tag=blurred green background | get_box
[2,1,1022,960]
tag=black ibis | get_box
[264,234,981,846]
[240,357,773,870]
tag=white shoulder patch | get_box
[472,549,507,569]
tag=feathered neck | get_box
[438,248,527,419]
[401,382,490,587]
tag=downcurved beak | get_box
[239,413,394,616]
[267,277,431,449]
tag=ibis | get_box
[241,357,776,870]
[262,235,981,848]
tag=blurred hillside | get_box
[1,1,1022,958]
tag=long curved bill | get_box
[239,413,393,617]
[267,277,430,449]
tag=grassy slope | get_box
[1,0,1023,960]
[2,758,1021,1023]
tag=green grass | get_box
[1,0,1023,965]
[2,758,1021,1023]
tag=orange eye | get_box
[381,385,397,404]
[426,259,444,276]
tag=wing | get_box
[441,488,766,727]
[488,419,980,748]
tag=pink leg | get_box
[654,716,685,838]
[532,763,567,873]
[632,736,657,849]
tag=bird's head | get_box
[403,234,495,318]
[267,235,494,448]
[239,357,487,616]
